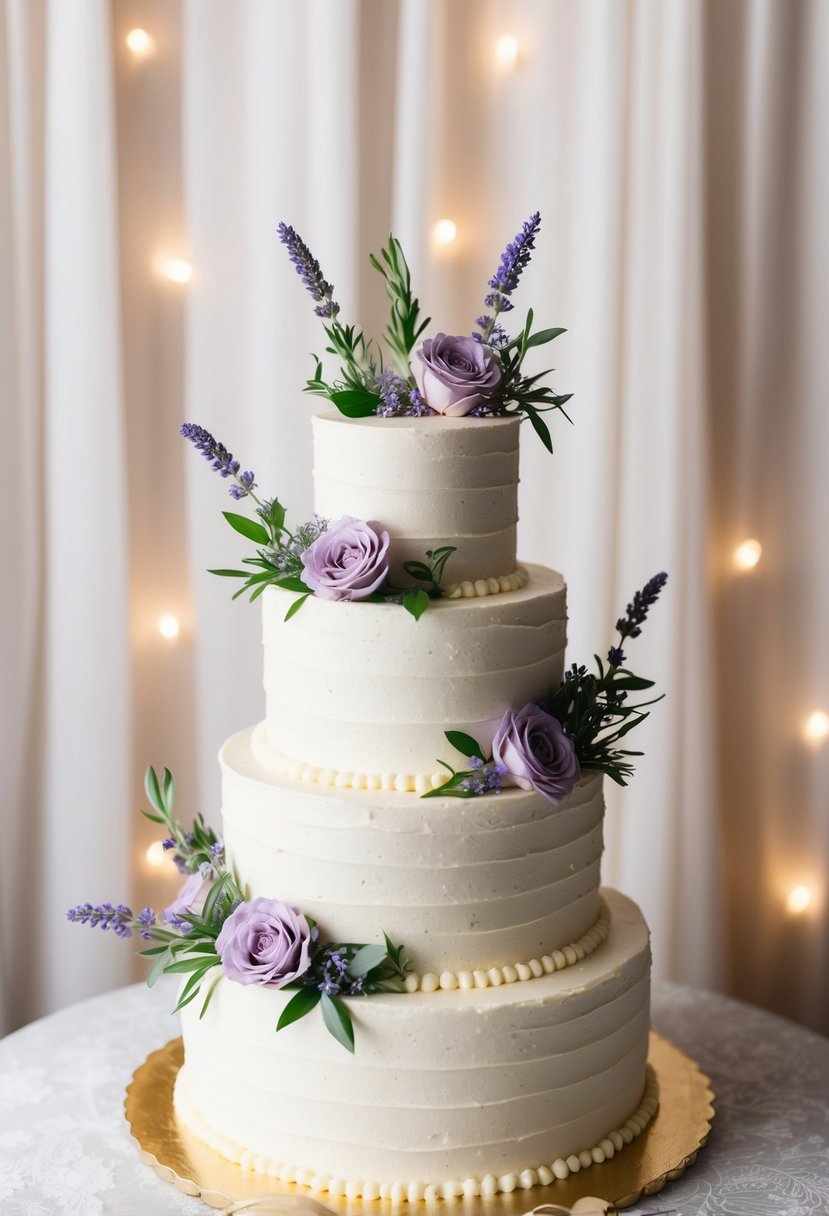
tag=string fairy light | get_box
[732,538,762,571]
[158,256,193,284]
[125,28,155,57]
[157,613,181,640]
[145,841,166,867]
[494,34,520,71]
[785,885,814,916]
[803,710,829,745]
[432,218,458,248]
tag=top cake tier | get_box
[312,412,520,587]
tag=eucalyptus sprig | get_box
[277,934,411,1053]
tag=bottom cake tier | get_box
[174,889,653,1200]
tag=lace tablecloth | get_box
[1,980,828,1215]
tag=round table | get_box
[1,980,827,1215]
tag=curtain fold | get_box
[0,0,131,1035]
[1,0,827,1036]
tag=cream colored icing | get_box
[222,728,605,974]
[312,411,521,586]
[260,562,566,782]
[175,890,651,1195]
[444,565,529,599]
[174,1066,658,1202]
[403,898,610,991]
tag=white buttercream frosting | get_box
[312,411,521,585]
[175,890,651,1194]
[221,727,605,974]
[261,562,566,781]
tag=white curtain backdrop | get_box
[2,0,827,1037]
[0,0,131,1032]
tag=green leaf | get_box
[138,944,170,958]
[276,986,322,1032]
[320,993,355,1053]
[146,950,171,988]
[347,944,388,978]
[402,589,431,621]
[144,766,164,816]
[611,675,656,691]
[274,576,309,593]
[526,326,567,348]
[164,955,218,975]
[402,561,434,583]
[162,768,175,809]
[173,963,219,1013]
[524,406,553,453]
[329,390,380,419]
[199,971,224,1019]
[445,731,487,762]
[208,568,249,578]
[284,593,312,621]
[140,809,166,826]
[268,499,287,533]
[222,511,270,546]
[201,873,231,927]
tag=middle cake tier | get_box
[260,562,566,788]
[222,727,604,975]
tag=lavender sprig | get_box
[461,756,509,796]
[614,572,669,646]
[277,222,339,318]
[180,423,260,504]
[476,211,541,345]
[66,902,157,941]
[374,371,436,418]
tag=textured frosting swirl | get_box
[312,411,521,586]
[176,890,651,1193]
[221,729,604,974]
[261,563,566,782]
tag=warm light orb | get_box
[785,885,813,915]
[733,538,762,571]
[159,257,192,284]
[126,28,155,56]
[157,613,180,640]
[494,34,520,71]
[804,710,829,744]
[146,841,166,867]
[433,218,458,247]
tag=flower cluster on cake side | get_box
[428,572,668,800]
[180,211,570,620]
[68,767,411,1051]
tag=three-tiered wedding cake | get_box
[172,411,657,1201]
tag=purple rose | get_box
[492,704,581,804]
[413,333,503,417]
[163,870,213,929]
[215,896,313,987]
[301,515,390,601]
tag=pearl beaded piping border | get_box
[402,899,610,993]
[443,565,529,600]
[251,723,457,795]
[173,1067,659,1203]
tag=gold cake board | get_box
[125,1031,714,1213]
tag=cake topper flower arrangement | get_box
[67,768,410,1052]
[429,572,668,800]
[180,423,454,620]
[278,212,573,452]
